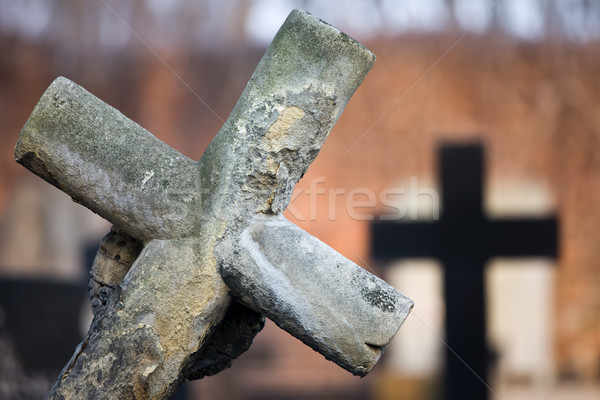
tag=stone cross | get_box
[372,144,557,400]
[15,10,413,399]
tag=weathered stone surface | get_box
[47,238,230,399]
[15,77,202,243]
[88,226,265,380]
[15,9,412,399]
[184,301,264,381]
[89,226,143,316]
[218,215,412,376]
[199,9,376,222]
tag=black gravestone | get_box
[371,143,558,400]
[0,278,87,399]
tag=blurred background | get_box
[0,0,599,399]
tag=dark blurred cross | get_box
[371,143,558,400]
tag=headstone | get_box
[371,143,558,400]
[0,278,87,399]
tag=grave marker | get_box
[371,143,558,400]
[15,10,412,399]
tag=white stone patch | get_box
[142,364,158,378]
[138,312,156,327]
[141,170,155,188]
[239,219,312,322]
[254,213,288,227]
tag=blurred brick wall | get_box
[1,33,599,397]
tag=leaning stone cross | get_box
[15,10,413,399]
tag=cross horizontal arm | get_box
[487,218,558,257]
[371,221,441,259]
[217,215,413,376]
[15,78,202,242]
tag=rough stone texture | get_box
[88,226,265,381]
[15,76,202,243]
[14,9,412,399]
[47,237,230,399]
[185,301,264,381]
[198,9,377,223]
[89,226,143,316]
[218,215,413,376]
